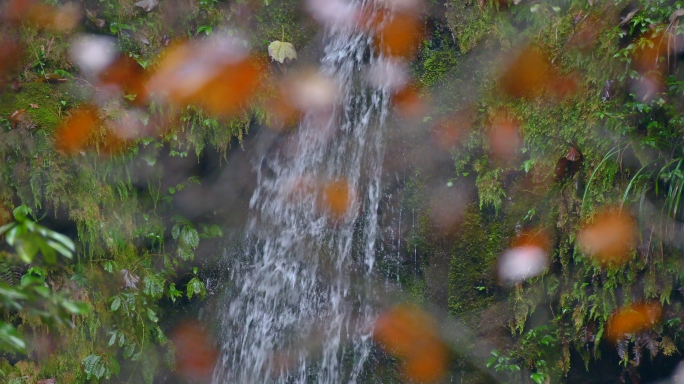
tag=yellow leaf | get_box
[268,41,297,63]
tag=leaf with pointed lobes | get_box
[54,106,100,155]
[268,41,297,63]
[147,36,264,117]
[578,208,637,266]
[607,302,662,341]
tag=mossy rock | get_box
[0,82,92,131]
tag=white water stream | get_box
[212,3,389,382]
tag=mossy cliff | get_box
[0,0,313,382]
[393,0,684,382]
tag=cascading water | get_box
[212,4,389,383]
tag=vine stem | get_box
[282,25,285,41]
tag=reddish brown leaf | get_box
[147,39,264,116]
[364,9,424,59]
[98,55,149,104]
[375,305,448,383]
[9,109,26,126]
[500,47,551,98]
[488,111,521,160]
[393,84,427,119]
[607,302,662,341]
[170,322,218,381]
[54,106,99,154]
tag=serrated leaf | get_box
[180,226,199,249]
[268,41,297,64]
[147,308,158,323]
[108,331,118,347]
[123,343,135,358]
[187,277,206,300]
[143,275,164,299]
[110,297,121,312]
[83,354,107,379]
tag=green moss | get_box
[448,207,507,315]
[0,82,90,131]
[446,0,498,53]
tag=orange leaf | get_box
[54,106,99,154]
[404,344,448,383]
[500,47,551,99]
[198,59,263,116]
[607,302,662,341]
[318,179,354,220]
[365,10,424,58]
[99,55,149,105]
[9,109,26,126]
[375,305,448,383]
[148,38,264,117]
[488,111,521,160]
[578,209,637,266]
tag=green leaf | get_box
[180,226,199,249]
[0,222,15,237]
[83,354,107,379]
[103,260,116,273]
[531,372,545,384]
[171,224,181,240]
[12,205,32,221]
[62,300,89,314]
[123,343,135,358]
[268,41,297,63]
[168,283,182,303]
[187,277,206,300]
[143,275,164,299]
[108,331,118,347]
[147,308,159,323]
[0,322,25,352]
[110,297,121,312]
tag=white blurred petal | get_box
[306,0,360,27]
[289,73,340,112]
[366,58,409,91]
[70,34,118,75]
[498,246,548,282]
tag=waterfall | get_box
[212,6,389,384]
